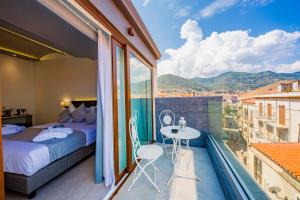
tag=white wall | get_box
[0,54,36,123]
[0,53,97,125]
[35,54,97,124]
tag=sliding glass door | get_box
[129,54,153,145]
[112,39,127,183]
[112,42,154,180]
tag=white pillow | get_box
[68,103,76,113]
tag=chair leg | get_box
[140,162,160,192]
[151,162,159,173]
[128,166,142,191]
[162,139,170,159]
[128,159,160,192]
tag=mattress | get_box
[2,122,96,176]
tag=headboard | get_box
[71,100,97,108]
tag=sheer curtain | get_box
[96,29,114,186]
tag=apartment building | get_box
[240,81,300,143]
[254,92,300,143]
[238,81,300,199]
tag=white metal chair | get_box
[159,110,176,158]
[128,118,163,192]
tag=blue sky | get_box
[132,0,300,78]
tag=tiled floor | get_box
[114,147,225,200]
[6,156,110,200]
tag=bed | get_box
[2,100,97,198]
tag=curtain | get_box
[95,29,114,186]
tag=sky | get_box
[132,0,300,78]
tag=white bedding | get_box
[3,140,50,176]
[33,122,96,146]
[32,128,73,142]
[3,122,96,176]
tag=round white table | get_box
[160,126,201,185]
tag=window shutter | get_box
[279,105,285,126]
[259,103,263,114]
[267,104,272,118]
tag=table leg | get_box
[186,139,192,169]
[171,138,177,165]
[168,138,201,186]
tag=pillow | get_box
[68,103,76,113]
[85,110,97,124]
[71,104,86,123]
[58,109,73,123]
[87,105,97,112]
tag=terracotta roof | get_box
[252,143,300,181]
[240,80,295,100]
[241,98,255,105]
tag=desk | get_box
[2,115,32,127]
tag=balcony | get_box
[113,97,270,200]
[114,147,225,200]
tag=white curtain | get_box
[97,29,114,187]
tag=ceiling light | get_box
[0,27,67,55]
[0,46,38,60]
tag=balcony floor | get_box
[114,147,225,200]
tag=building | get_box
[249,143,300,200]
[239,80,299,143]
[238,80,300,199]
[254,92,300,143]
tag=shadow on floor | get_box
[114,147,225,200]
[5,156,110,200]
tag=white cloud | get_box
[158,19,300,78]
[143,0,151,7]
[175,5,191,17]
[198,0,273,18]
[240,0,273,8]
[199,0,239,18]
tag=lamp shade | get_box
[60,101,65,107]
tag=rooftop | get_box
[254,92,300,98]
[252,143,300,182]
[241,98,256,105]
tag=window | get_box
[250,110,253,122]
[254,156,262,184]
[244,108,248,119]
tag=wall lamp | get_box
[60,101,70,108]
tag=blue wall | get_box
[155,96,222,148]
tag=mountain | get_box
[158,71,300,92]
[157,74,203,90]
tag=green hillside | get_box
[158,71,300,91]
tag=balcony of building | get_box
[112,97,270,200]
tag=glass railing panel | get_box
[210,98,300,199]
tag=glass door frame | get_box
[112,37,155,183]
[112,37,128,183]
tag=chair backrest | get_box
[129,117,140,158]
[159,110,175,128]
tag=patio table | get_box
[160,126,201,185]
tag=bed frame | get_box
[5,144,95,198]
[4,100,98,199]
